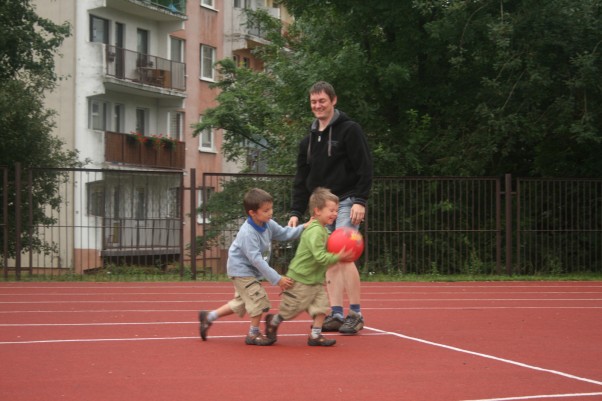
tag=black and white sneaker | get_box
[338,311,364,335]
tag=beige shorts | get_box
[278,281,330,321]
[227,277,271,318]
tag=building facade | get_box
[32,0,289,272]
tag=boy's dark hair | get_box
[243,188,273,215]
[309,187,339,214]
[309,81,336,101]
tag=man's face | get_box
[310,90,337,122]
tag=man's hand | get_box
[350,204,366,226]
[288,216,299,227]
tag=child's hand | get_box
[337,247,356,263]
[278,276,294,290]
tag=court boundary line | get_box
[3,321,601,389]
[365,326,602,387]
[461,391,602,400]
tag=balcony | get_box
[104,45,186,94]
[106,0,187,21]
[105,131,185,170]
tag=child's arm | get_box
[268,219,305,242]
[238,231,285,286]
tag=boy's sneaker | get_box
[322,314,344,332]
[198,310,211,341]
[338,311,364,335]
[264,314,279,343]
[307,334,336,346]
[245,332,275,346]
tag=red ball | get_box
[327,227,364,262]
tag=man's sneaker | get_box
[307,334,336,346]
[322,314,344,332]
[338,311,364,334]
[264,314,279,343]
[245,332,275,346]
[198,310,211,341]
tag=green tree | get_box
[0,1,82,259]
[198,1,602,178]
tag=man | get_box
[288,81,373,334]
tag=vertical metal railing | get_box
[4,169,602,279]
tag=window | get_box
[137,29,149,55]
[170,37,185,62]
[90,15,109,44]
[113,104,124,132]
[168,187,181,218]
[200,45,216,80]
[88,99,108,130]
[169,112,184,141]
[135,108,148,135]
[197,187,214,224]
[234,0,250,8]
[198,117,215,152]
[137,29,150,67]
[134,187,146,220]
[201,0,215,8]
[87,182,105,217]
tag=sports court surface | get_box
[1,281,601,401]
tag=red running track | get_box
[0,281,601,401]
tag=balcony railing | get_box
[105,131,185,169]
[142,0,186,15]
[105,45,186,91]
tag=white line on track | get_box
[1,298,601,304]
[364,326,602,387]
[462,391,602,400]
[1,306,602,314]
[2,318,601,400]
[1,291,602,296]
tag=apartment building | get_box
[32,0,289,273]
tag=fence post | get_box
[14,163,21,280]
[505,173,513,275]
[2,167,6,279]
[190,168,197,280]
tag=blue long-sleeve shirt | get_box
[226,218,304,285]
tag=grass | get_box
[3,270,602,283]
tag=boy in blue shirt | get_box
[198,188,309,345]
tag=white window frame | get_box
[113,103,124,132]
[169,111,185,141]
[168,187,181,218]
[234,0,251,8]
[86,182,105,217]
[170,37,185,63]
[197,187,214,224]
[135,108,148,135]
[200,0,215,9]
[198,116,216,152]
[88,99,109,131]
[200,45,216,81]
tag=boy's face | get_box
[249,201,273,225]
[314,200,339,226]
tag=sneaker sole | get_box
[199,311,210,341]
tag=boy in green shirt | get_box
[265,187,355,346]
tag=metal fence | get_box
[2,167,602,279]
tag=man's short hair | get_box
[309,81,336,101]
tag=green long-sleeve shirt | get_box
[286,220,340,285]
